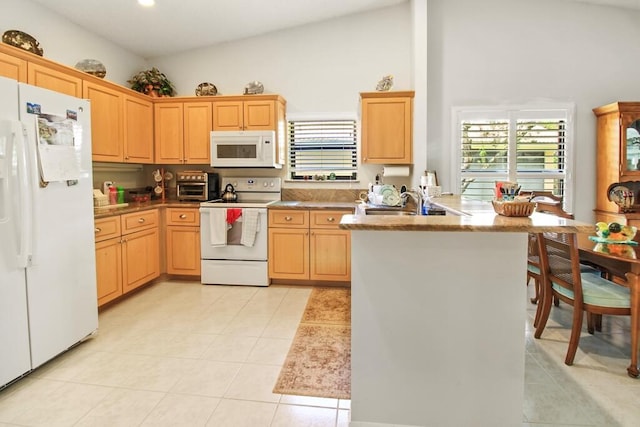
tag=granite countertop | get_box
[269,201,358,210]
[339,195,594,233]
[94,199,201,219]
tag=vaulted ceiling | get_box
[27,0,640,59]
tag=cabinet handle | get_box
[138,218,145,223]
[179,214,187,219]
[284,216,292,221]
[95,227,101,233]
[327,217,335,222]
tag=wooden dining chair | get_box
[526,193,572,313]
[533,232,639,378]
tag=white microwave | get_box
[210,130,282,168]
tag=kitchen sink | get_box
[365,210,416,216]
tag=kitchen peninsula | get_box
[340,196,593,427]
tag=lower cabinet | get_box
[94,209,160,307]
[94,216,123,307]
[268,209,351,282]
[165,207,201,276]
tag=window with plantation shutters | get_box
[288,119,357,181]
[453,106,574,209]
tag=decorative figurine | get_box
[244,81,264,95]
[376,75,394,91]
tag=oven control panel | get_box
[221,177,281,193]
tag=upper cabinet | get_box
[593,102,640,215]
[84,81,123,162]
[154,100,212,164]
[0,51,27,82]
[28,62,82,97]
[84,80,154,163]
[213,96,285,131]
[360,91,414,164]
[123,94,154,163]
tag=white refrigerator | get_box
[0,76,98,389]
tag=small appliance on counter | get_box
[176,170,219,201]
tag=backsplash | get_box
[282,188,365,202]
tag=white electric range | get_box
[199,177,281,286]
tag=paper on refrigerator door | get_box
[32,110,80,183]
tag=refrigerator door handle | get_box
[13,121,31,268]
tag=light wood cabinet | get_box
[361,91,414,164]
[94,216,123,306]
[309,211,351,281]
[121,209,160,293]
[165,207,201,276]
[268,210,310,280]
[594,102,640,222]
[28,62,82,97]
[93,209,159,307]
[123,94,154,163]
[155,101,212,164]
[213,98,281,131]
[84,81,123,162]
[0,51,27,82]
[268,209,350,282]
[85,81,154,163]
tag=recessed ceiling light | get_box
[138,0,155,7]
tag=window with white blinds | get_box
[288,119,357,181]
[453,106,574,208]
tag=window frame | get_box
[450,104,576,210]
[286,112,358,182]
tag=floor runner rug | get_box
[273,287,351,399]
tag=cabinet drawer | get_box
[166,207,200,226]
[121,209,159,234]
[310,210,350,229]
[269,210,309,228]
[94,216,121,242]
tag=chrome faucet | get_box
[400,190,423,215]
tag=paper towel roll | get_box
[382,166,410,177]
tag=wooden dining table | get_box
[576,233,640,378]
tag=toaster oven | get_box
[176,171,219,201]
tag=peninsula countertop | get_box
[339,195,594,233]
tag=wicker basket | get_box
[492,200,535,217]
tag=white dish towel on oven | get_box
[240,210,260,247]
[208,209,227,246]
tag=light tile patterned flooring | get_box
[0,280,638,426]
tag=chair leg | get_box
[534,285,553,339]
[594,314,602,332]
[587,312,595,334]
[565,307,584,366]
[531,277,540,305]
[625,272,640,378]
[554,295,560,307]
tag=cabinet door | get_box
[310,229,351,281]
[121,227,160,293]
[123,94,154,163]
[166,226,201,275]
[28,63,82,97]
[84,81,124,162]
[184,101,212,164]
[0,52,26,82]
[95,236,123,307]
[268,228,309,279]
[213,101,243,130]
[155,102,184,164]
[361,96,412,164]
[244,100,275,130]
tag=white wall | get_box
[427,0,640,221]
[0,0,147,86]
[151,3,414,189]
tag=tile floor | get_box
[0,280,638,427]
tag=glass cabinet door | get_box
[622,115,640,175]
